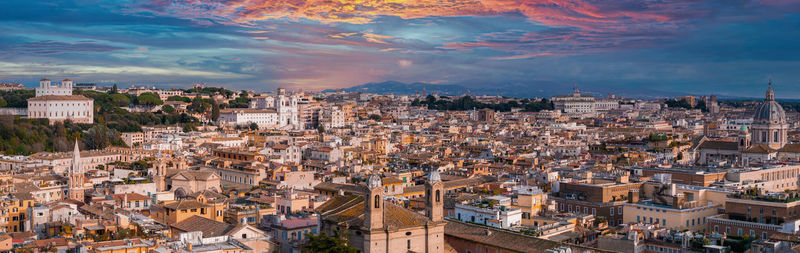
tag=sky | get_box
[1,0,800,97]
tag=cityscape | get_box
[2,1,800,253]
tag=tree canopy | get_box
[137,92,163,106]
[301,232,358,253]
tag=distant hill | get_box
[326,80,703,99]
[322,81,468,95]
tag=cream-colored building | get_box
[623,180,727,232]
[27,78,93,124]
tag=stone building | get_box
[316,172,446,253]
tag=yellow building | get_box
[514,186,547,226]
[0,193,34,233]
[88,238,154,253]
[152,197,224,225]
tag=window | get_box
[610,208,614,216]
[374,195,380,209]
[618,207,622,214]
[637,216,640,222]
[763,232,768,239]
[714,226,719,233]
[407,240,411,249]
[737,228,743,236]
[436,190,441,202]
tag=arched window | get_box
[374,195,380,209]
[435,190,441,202]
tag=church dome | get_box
[753,82,786,124]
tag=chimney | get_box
[628,189,639,203]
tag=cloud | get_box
[398,59,413,67]
[492,52,560,60]
[8,40,124,55]
[136,0,800,59]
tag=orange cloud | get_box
[148,0,690,31]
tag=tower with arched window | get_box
[365,174,384,229]
[425,170,444,222]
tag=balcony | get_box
[707,214,782,232]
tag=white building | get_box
[219,108,279,128]
[243,88,300,129]
[452,200,522,229]
[320,106,345,129]
[28,78,94,124]
[552,88,596,115]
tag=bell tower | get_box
[425,170,444,222]
[737,126,751,151]
[364,174,384,230]
[68,139,85,202]
[154,151,168,192]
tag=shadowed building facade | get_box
[316,172,446,253]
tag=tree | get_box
[110,93,131,107]
[167,96,192,103]
[249,122,259,130]
[302,232,358,253]
[183,123,198,132]
[84,124,122,149]
[137,92,163,106]
[162,104,175,113]
[211,100,220,121]
[110,84,118,94]
[368,114,382,121]
[0,98,7,107]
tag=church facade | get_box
[316,172,446,253]
[694,82,800,166]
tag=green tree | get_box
[110,93,131,107]
[162,104,175,113]
[249,122,259,130]
[84,124,121,149]
[167,96,192,103]
[183,123,198,132]
[211,100,220,121]
[110,84,118,94]
[0,98,7,107]
[368,114,382,121]
[137,92,163,106]
[302,232,358,253]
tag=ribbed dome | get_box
[753,100,786,123]
[753,82,786,124]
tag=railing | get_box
[707,215,781,231]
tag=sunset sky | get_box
[1,0,800,97]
